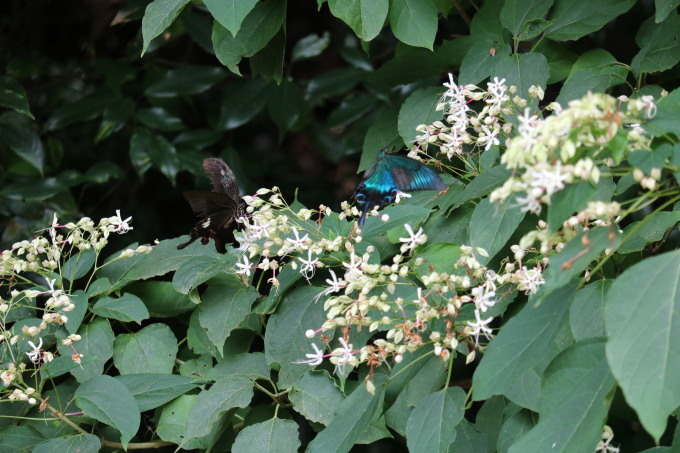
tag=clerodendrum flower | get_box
[294,343,324,366]
[235,255,252,277]
[26,338,43,364]
[466,309,494,347]
[398,223,426,254]
[111,210,133,234]
[298,250,320,282]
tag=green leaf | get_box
[113,323,177,374]
[62,249,96,283]
[534,40,579,84]
[115,374,199,411]
[58,317,114,383]
[646,88,680,137]
[212,0,286,74]
[473,282,578,410]
[569,280,610,341]
[327,95,377,128]
[44,92,116,131]
[406,387,466,453]
[385,356,448,435]
[198,276,258,355]
[232,418,300,453]
[361,107,401,171]
[249,28,286,83]
[182,376,254,446]
[632,12,680,75]
[498,409,537,452]
[446,165,513,213]
[500,0,554,36]
[145,65,226,98]
[538,227,621,304]
[474,396,509,452]
[75,375,140,448]
[388,0,438,50]
[451,419,488,453]
[557,50,628,104]
[91,293,150,324]
[547,182,596,234]
[207,352,270,380]
[172,254,232,294]
[141,0,191,55]
[307,67,364,100]
[328,0,389,41]
[136,107,185,131]
[509,339,614,453]
[291,32,331,62]
[265,286,329,388]
[0,76,33,118]
[0,425,46,452]
[289,371,345,425]
[127,281,195,317]
[545,0,636,41]
[493,52,550,99]
[619,211,680,254]
[469,197,526,265]
[0,122,44,173]
[218,79,271,130]
[32,434,101,453]
[267,79,307,133]
[398,86,443,145]
[204,0,258,37]
[360,203,433,237]
[604,250,680,441]
[306,386,382,453]
[413,242,461,280]
[459,42,511,86]
[655,0,680,22]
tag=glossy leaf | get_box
[469,197,526,265]
[141,0,191,55]
[545,0,636,41]
[0,76,33,118]
[0,122,44,172]
[406,387,466,453]
[500,0,554,36]
[204,0,258,37]
[398,86,444,145]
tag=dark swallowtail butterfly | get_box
[352,150,445,226]
[177,158,246,253]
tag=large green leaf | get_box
[306,386,383,453]
[328,0,389,41]
[265,286,328,388]
[90,293,150,324]
[113,323,178,374]
[398,86,444,145]
[500,0,554,36]
[57,317,114,383]
[493,52,550,99]
[75,375,140,448]
[388,0,438,50]
[289,371,345,426]
[181,376,254,447]
[141,0,191,55]
[604,250,680,442]
[632,12,680,76]
[545,0,636,41]
[32,434,100,453]
[459,42,511,86]
[232,418,300,453]
[619,211,680,254]
[569,280,610,341]
[406,387,466,453]
[0,122,44,173]
[204,0,258,37]
[473,283,577,410]
[198,276,258,355]
[115,374,199,411]
[508,339,614,453]
[469,197,526,265]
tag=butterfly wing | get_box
[203,157,242,202]
[352,151,444,226]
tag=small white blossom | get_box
[466,309,494,347]
[399,224,426,254]
[26,338,43,364]
[235,255,253,277]
[294,343,325,366]
[110,210,133,234]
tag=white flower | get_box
[294,343,325,366]
[298,250,320,282]
[314,270,346,302]
[466,309,494,347]
[332,338,356,374]
[235,255,252,277]
[111,210,133,234]
[529,162,570,196]
[471,286,496,313]
[26,338,43,364]
[477,125,500,151]
[285,228,310,252]
[517,266,544,294]
[399,224,426,254]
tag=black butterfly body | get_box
[352,150,445,226]
[177,158,246,253]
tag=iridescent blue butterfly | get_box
[352,150,445,226]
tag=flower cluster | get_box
[0,211,140,405]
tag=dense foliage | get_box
[0,0,679,452]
